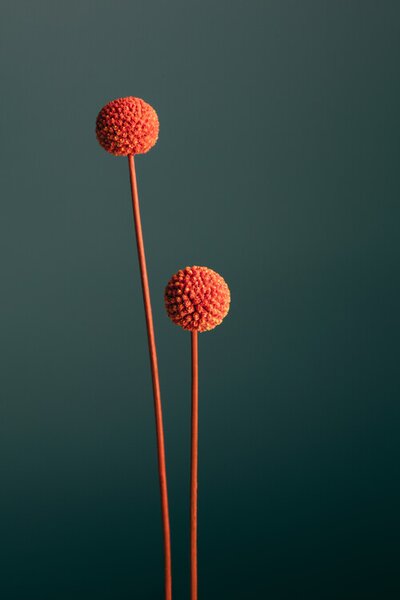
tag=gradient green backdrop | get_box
[1,1,399,598]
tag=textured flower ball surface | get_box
[96,97,159,156]
[165,266,231,332]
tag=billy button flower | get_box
[164,266,231,600]
[95,96,172,600]
[96,96,159,156]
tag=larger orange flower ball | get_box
[95,96,159,156]
[165,266,231,332]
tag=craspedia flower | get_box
[96,96,159,156]
[164,266,231,332]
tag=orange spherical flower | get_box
[165,266,231,332]
[95,96,159,156]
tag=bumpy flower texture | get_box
[165,266,231,332]
[96,96,159,156]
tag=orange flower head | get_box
[95,96,159,156]
[164,266,231,332]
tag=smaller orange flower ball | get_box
[96,96,159,156]
[165,266,231,332]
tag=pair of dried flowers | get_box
[95,96,231,600]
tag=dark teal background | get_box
[1,1,399,598]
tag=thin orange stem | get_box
[190,330,199,600]
[128,155,172,600]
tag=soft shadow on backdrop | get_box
[1,1,399,598]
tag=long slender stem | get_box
[128,155,172,600]
[190,330,199,600]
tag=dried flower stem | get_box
[128,155,172,600]
[190,330,199,600]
